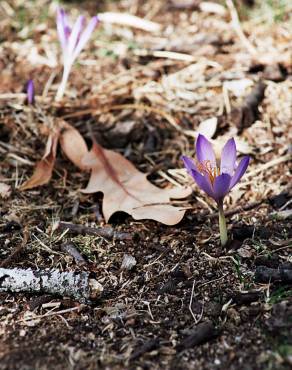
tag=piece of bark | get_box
[232,225,272,241]
[231,82,266,133]
[255,266,292,284]
[130,338,160,361]
[269,192,290,209]
[265,301,292,334]
[177,321,218,350]
[255,255,279,268]
[158,279,177,295]
[61,242,87,266]
[28,294,53,311]
[0,268,103,304]
[0,221,22,233]
[56,221,132,241]
[230,291,262,305]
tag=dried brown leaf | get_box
[20,130,59,190]
[82,143,191,225]
[20,121,190,224]
[59,120,89,170]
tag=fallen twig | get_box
[177,321,218,350]
[130,338,160,361]
[56,221,132,241]
[0,268,103,303]
[61,241,87,266]
[226,0,257,56]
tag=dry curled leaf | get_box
[20,129,60,190]
[59,120,89,170]
[82,142,191,225]
[197,117,217,139]
[20,121,190,225]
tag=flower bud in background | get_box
[26,79,35,105]
[55,8,98,101]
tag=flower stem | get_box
[55,65,71,102]
[218,202,228,246]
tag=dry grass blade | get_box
[98,12,162,32]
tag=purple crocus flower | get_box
[182,134,250,245]
[26,79,35,105]
[55,8,98,101]
[182,134,249,204]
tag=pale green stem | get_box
[27,106,33,127]
[55,64,71,102]
[218,202,228,246]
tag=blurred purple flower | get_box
[182,134,249,204]
[56,8,98,100]
[26,79,35,105]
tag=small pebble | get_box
[121,254,137,270]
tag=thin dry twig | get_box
[60,242,87,266]
[226,0,257,56]
[244,154,291,180]
[189,279,204,324]
[55,221,132,241]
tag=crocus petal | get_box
[56,8,68,51]
[72,16,98,61]
[196,134,216,166]
[181,155,197,175]
[190,169,214,199]
[26,79,35,105]
[229,156,250,189]
[220,138,236,175]
[67,15,85,63]
[213,173,232,202]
